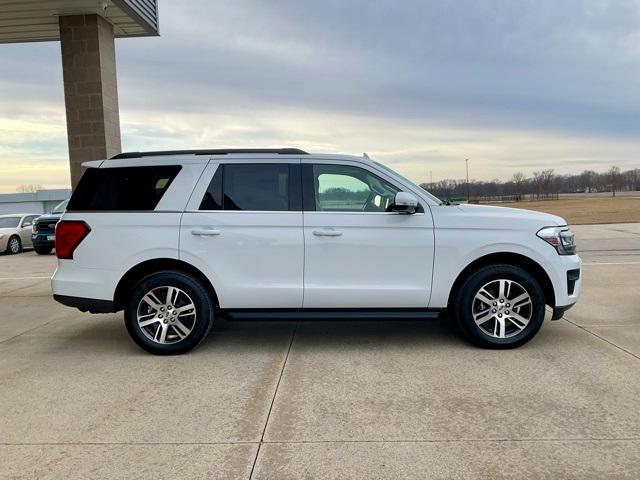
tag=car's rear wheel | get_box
[34,245,53,255]
[6,236,21,254]
[124,270,214,355]
[453,264,545,349]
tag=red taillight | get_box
[55,221,91,259]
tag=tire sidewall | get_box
[455,264,545,348]
[124,271,214,355]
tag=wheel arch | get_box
[113,258,219,311]
[447,252,555,309]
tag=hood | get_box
[36,213,62,223]
[430,203,567,232]
[453,203,566,227]
[457,204,567,227]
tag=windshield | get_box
[373,161,442,204]
[51,199,69,214]
[0,217,20,228]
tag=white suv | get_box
[52,148,581,354]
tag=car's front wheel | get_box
[5,236,21,254]
[453,264,545,349]
[124,270,215,355]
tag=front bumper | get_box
[551,302,576,320]
[550,254,581,309]
[32,233,55,248]
[548,256,581,320]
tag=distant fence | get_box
[469,192,559,203]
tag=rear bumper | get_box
[52,260,120,301]
[53,294,116,313]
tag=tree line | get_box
[421,167,640,200]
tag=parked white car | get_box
[0,213,41,254]
[52,149,581,354]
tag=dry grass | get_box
[487,196,640,225]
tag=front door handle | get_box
[191,228,221,236]
[312,229,343,237]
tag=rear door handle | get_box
[191,228,221,236]
[312,229,342,237]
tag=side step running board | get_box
[220,308,445,321]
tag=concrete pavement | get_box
[0,223,638,479]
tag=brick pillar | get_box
[59,14,121,188]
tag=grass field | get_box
[487,196,640,225]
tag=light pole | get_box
[465,159,470,202]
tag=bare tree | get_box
[578,170,597,193]
[624,168,639,192]
[608,166,621,197]
[422,166,638,200]
[531,169,555,199]
[16,184,42,193]
[511,172,527,196]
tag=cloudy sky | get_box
[1,0,639,192]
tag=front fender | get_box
[428,228,563,308]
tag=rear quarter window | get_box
[67,165,182,211]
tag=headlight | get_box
[537,226,576,255]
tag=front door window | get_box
[312,164,400,212]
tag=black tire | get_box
[6,235,21,254]
[124,270,215,355]
[34,245,53,255]
[453,264,545,349]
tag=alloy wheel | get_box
[472,279,533,339]
[9,237,20,254]
[136,286,197,344]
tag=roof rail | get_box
[110,148,308,159]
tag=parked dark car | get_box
[32,200,68,255]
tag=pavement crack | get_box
[259,437,640,444]
[563,317,640,360]
[0,321,53,345]
[248,321,298,480]
[3,437,639,447]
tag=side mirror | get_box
[392,191,419,214]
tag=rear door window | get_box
[68,166,181,211]
[199,164,299,211]
[0,217,20,228]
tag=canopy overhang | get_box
[0,0,158,43]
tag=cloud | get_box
[0,0,639,192]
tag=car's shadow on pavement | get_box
[59,314,468,356]
[202,316,466,354]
